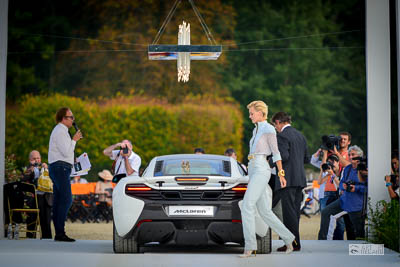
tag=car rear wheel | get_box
[113,222,139,253]
[256,228,271,254]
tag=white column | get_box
[366,0,391,208]
[396,0,400,248]
[0,0,9,239]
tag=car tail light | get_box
[232,219,242,223]
[126,184,152,191]
[231,184,247,192]
[175,177,208,185]
[175,177,208,182]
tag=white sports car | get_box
[112,154,271,253]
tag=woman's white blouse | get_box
[249,121,282,163]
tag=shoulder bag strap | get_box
[115,154,123,175]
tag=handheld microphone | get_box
[72,122,79,132]
[72,122,83,138]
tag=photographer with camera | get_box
[21,150,52,239]
[385,153,399,200]
[321,132,351,172]
[318,154,341,210]
[318,145,367,240]
[335,132,352,170]
[317,154,345,240]
[103,139,141,182]
[22,150,48,183]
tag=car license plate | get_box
[168,206,214,216]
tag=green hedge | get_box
[368,199,399,252]
[6,94,244,180]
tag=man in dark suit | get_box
[271,112,310,252]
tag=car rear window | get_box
[154,159,231,177]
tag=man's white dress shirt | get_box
[48,123,76,165]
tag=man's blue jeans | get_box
[49,161,72,237]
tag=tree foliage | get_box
[7,0,82,100]
[50,0,236,102]
[6,94,244,179]
[223,0,366,155]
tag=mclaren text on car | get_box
[112,154,272,253]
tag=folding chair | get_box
[92,187,113,223]
[69,183,95,223]
[4,182,41,239]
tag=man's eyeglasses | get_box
[64,115,75,120]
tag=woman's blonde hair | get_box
[247,100,268,119]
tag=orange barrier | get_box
[71,182,96,195]
[312,180,320,189]
[71,182,116,195]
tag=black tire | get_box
[113,222,139,253]
[256,228,272,254]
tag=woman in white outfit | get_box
[240,100,295,258]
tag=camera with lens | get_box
[321,135,341,151]
[353,156,368,171]
[344,180,355,192]
[29,162,41,168]
[321,161,334,172]
[122,146,129,154]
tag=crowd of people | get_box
[312,138,399,241]
[5,104,398,256]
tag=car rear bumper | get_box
[129,200,244,245]
[135,220,244,246]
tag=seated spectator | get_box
[224,148,247,173]
[22,150,48,183]
[70,175,88,184]
[194,148,205,154]
[22,150,53,239]
[385,152,399,200]
[95,170,113,206]
[318,145,367,240]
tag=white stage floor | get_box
[0,239,398,267]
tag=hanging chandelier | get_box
[148,0,222,82]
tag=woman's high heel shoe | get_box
[239,250,257,258]
[282,238,296,254]
[286,243,294,254]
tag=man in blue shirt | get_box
[318,145,367,240]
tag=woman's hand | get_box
[275,161,286,187]
[279,175,287,188]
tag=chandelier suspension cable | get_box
[152,0,182,44]
[188,0,216,45]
